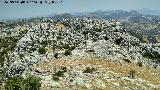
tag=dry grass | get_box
[36,57,160,90]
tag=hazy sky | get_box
[0,0,160,20]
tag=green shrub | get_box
[54,70,64,77]
[115,37,123,45]
[5,75,41,90]
[52,76,59,81]
[0,56,5,66]
[9,43,16,51]
[40,40,48,46]
[23,75,41,90]
[52,67,67,81]
[63,44,76,50]
[69,46,76,50]
[54,53,58,59]
[64,49,71,56]
[95,28,102,32]
[20,30,28,34]
[31,48,37,52]
[19,54,24,59]
[143,52,153,59]
[104,35,109,41]
[86,49,94,53]
[5,75,24,90]
[83,67,96,73]
[1,49,8,55]
[92,38,97,42]
[137,62,143,67]
[63,44,70,49]
[143,51,160,59]
[83,31,89,35]
[2,43,8,48]
[123,59,131,63]
[38,47,46,54]
[152,51,160,59]
[52,71,63,81]
[129,70,136,78]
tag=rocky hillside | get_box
[0,18,160,89]
[49,10,160,43]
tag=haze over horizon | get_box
[0,0,160,20]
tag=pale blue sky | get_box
[0,0,160,20]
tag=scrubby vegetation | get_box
[5,75,24,90]
[23,75,41,90]
[0,36,20,85]
[137,62,143,67]
[64,49,72,56]
[104,35,109,41]
[1,15,160,89]
[52,67,67,81]
[123,58,131,63]
[129,70,136,78]
[54,53,58,59]
[0,37,19,61]
[36,57,160,89]
[62,44,76,50]
[95,28,102,32]
[5,75,41,90]
[19,53,25,59]
[144,51,160,59]
[19,29,28,35]
[83,67,96,73]
[38,47,46,54]
[52,76,59,81]
[115,37,123,45]
[40,40,52,47]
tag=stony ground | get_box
[1,18,160,90]
[30,56,160,90]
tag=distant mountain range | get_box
[48,9,160,20]
[138,8,160,16]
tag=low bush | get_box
[63,44,76,50]
[129,70,136,78]
[83,67,96,73]
[20,30,28,35]
[95,28,102,32]
[40,40,48,46]
[115,37,123,45]
[52,76,59,81]
[54,53,58,59]
[52,67,67,81]
[0,56,5,66]
[143,51,160,60]
[38,47,46,54]
[123,59,131,63]
[137,62,143,67]
[19,54,24,59]
[5,75,41,90]
[54,70,64,77]
[64,49,71,56]
[23,75,41,90]
[104,35,109,41]
[5,75,24,90]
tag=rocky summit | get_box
[0,17,160,90]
